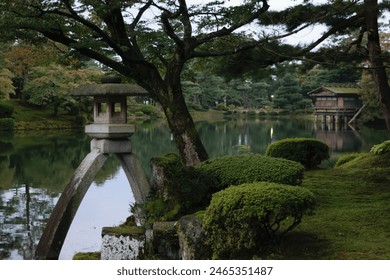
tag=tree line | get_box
[1,0,390,165]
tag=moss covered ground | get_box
[3,99,81,130]
[274,152,390,259]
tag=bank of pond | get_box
[0,118,389,260]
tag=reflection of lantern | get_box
[71,76,148,139]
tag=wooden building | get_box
[308,83,362,124]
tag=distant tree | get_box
[0,69,15,99]
[272,73,309,111]
[0,0,365,165]
[25,64,101,116]
[359,69,383,123]
[5,43,58,102]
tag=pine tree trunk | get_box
[160,86,209,166]
[365,0,390,133]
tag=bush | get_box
[370,140,390,155]
[0,118,15,131]
[203,182,316,259]
[265,138,329,168]
[73,115,87,126]
[143,153,211,222]
[196,154,304,190]
[335,153,362,167]
[0,102,14,118]
[140,105,160,118]
[246,110,257,119]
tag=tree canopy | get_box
[1,0,390,163]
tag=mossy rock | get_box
[148,153,211,221]
[176,214,211,260]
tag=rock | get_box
[176,214,211,260]
[152,221,179,259]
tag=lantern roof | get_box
[70,76,149,97]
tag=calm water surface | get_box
[0,118,388,259]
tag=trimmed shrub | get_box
[265,138,330,168]
[196,154,304,189]
[0,102,14,118]
[370,140,390,155]
[0,118,15,131]
[203,182,316,259]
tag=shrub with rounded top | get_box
[203,182,316,259]
[265,138,330,168]
[196,154,304,190]
[0,102,14,118]
[0,118,15,131]
[370,140,390,155]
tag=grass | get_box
[273,152,390,259]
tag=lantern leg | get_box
[116,153,151,204]
[35,149,108,260]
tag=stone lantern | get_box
[36,76,151,260]
[71,76,148,139]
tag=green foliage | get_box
[246,110,256,119]
[143,153,211,222]
[196,154,304,189]
[335,151,390,170]
[370,140,390,155]
[203,182,316,259]
[139,105,160,118]
[0,118,14,131]
[25,64,101,116]
[0,102,14,118]
[358,70,383,123]
[265,138,330,168]
[335,153,362,167]
[0,69,15,99]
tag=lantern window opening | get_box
[97,102,107,116]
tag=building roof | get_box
[308,83,360,97]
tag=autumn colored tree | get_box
[5,43,58,102]
[25,64,101,116]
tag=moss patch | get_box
[73,252,101,260]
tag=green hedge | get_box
[196,154,304,189]
[370,140,390,155]
[0,118,15,131]
[0,102,14,118]
[203,182,316,259]
[265,138,330,168]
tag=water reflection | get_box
[0,118,388,259]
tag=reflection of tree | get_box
[0,185,57,259]
[94,155,121,186]
[6,132,90,192]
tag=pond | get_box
[0,117,388,259]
